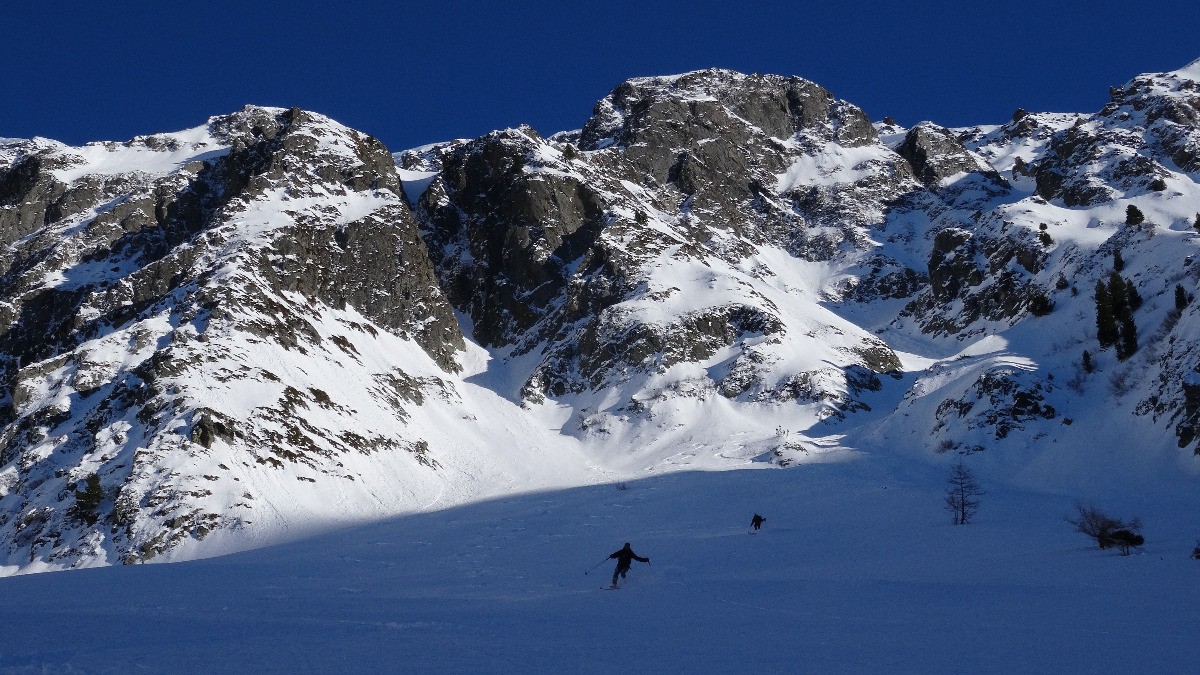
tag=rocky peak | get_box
[895,122,1004,187]
[410,68,915,417]
[580,68,877,166]
[572,69,909,252]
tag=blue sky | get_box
[4,1,1198,151]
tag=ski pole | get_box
[584,557,609,575]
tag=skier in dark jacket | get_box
[609,542,649,588]
[750,513,765,530]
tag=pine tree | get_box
[1194,213,1200,232]
[72,474,104,526]
[1177,284,1190,310]
[1119,315,1138,360]
[1109,272,1131,320]
[1102,273,1140,360]
[1113,248,1124,272]
[1028,291,1053,316]
[1126,205,1145,226]
[1125,278,1142,311]
[1095,280,1118,348]
[1082,350,1094,373]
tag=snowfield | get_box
[1,453,1197,672]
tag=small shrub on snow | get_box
[1066,503,1143,555]
[1106,529,1145,555]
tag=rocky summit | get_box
[2,60,1200,573]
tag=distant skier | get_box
[608,542,650,588]
[750,513,765,531]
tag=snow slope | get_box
[0,454,1197,672]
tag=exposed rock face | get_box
[933,369,1058,444]
[898,216,1048,336]
[414,126,612,349]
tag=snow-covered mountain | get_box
[2,59,1200,574]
